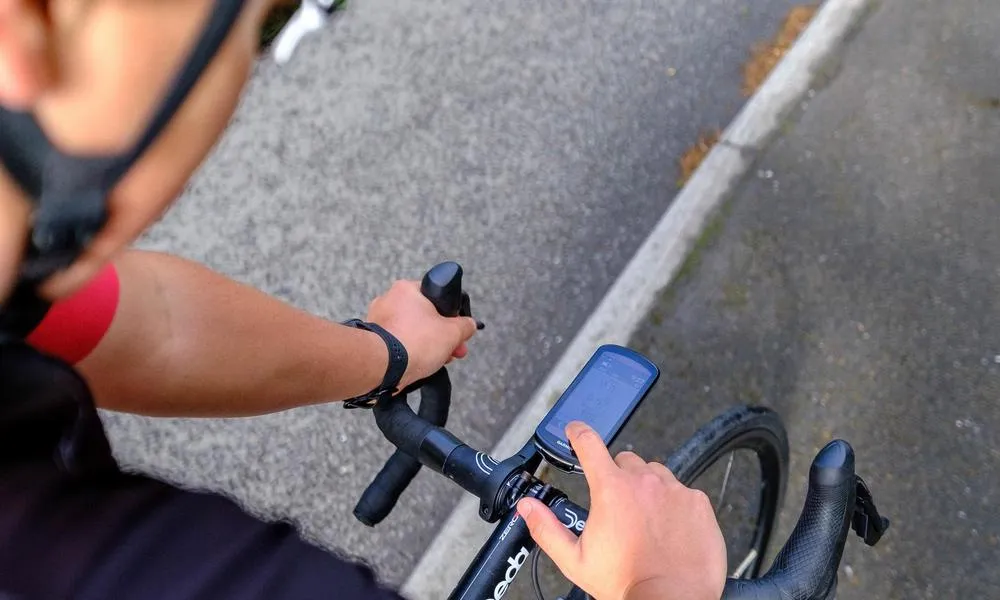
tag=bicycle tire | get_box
[666,405,789,579]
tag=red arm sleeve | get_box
[26,265,120,365]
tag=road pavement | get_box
[97,0,809,585]
[513,0,1000,597]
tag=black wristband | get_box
[342,319,408,409]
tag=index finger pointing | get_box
[566,421,617,482]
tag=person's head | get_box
[0,0,289,304]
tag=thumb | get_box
[517,498,579,570]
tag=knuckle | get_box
[639,471,663,490]
[652,466,675,485]
[688,488,713,509]
[462,318,476,336]
[654,462,678,480]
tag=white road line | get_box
[402,0,875,597]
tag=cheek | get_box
[112,38,256,230]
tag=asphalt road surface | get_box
[511,0,1000,597]
[103,0,808,585]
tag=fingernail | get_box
[566,421,587,436]
[516,499,533,517]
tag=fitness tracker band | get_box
[342,319,408,409]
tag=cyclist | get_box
[0,2,725,599]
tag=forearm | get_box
[79,250,387,417]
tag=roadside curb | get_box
[402,0,875,596]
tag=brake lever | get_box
[272,0,342,65]
[852,475,890,546]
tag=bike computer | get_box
[532,344,659,473]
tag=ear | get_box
[0,1,54,109]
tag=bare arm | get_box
[78,250,473,417]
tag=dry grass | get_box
[742,4,819,96]
[678,130,722,187]
[676,5,817,186]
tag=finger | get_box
[38,234,118,299]
[517,498,579,570]
[566,422,617,483]
[394,279,422,299]
[452,316,477,342]
[648,461,681,486]
[39,176,168,298]
[613,451,647,474]
[385,280,413,301]
[451,343,468,359]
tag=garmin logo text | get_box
[487,547,529,600]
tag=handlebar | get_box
[353,261,889,599]
[353,368,452,525]
[353,262,478,526]
[721,440,888,600]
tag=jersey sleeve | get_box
[26,264,120,365]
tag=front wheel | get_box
[666,405,789,579]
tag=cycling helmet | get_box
[0,0,249,287]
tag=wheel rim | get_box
[673,431,785,579]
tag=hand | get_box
[517,422,727,600]
[366,280,477,390]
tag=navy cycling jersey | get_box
[0,339,405,600]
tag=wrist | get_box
[338,324,388,399]
[360,328,390,390]
[340,320,408,407]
